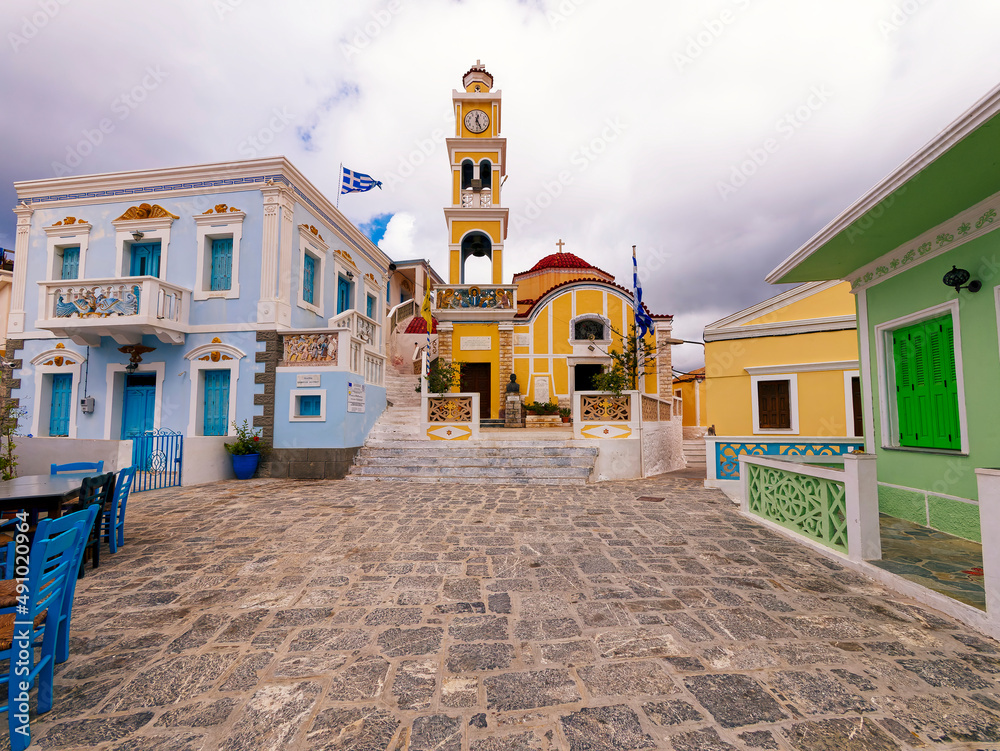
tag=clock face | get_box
[464,109,490,134]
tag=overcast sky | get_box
[3,0,1000,371]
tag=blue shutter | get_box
[130,242,161,277]
[203,370,230,436]
[61,246,80,280]
[299,394,321,417]
[303,254,316,305]
[366,294,375,318]
[49,373,72,437]
[337,276,351,314]
[210,238,233,291]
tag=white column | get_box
[258,184,281,324]
[844,453,881,562]
[975,469,1000,615]
[8,203,33,334]
[276,189,294,327]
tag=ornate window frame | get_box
[298,225,328,316]
[184,341,245,437]
[193,207,245,300]
[331,248,360,315]
[569,314,612,344]
[29,346,85,438]
[111,204,178,278]
[44,218,91,282]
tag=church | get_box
[419,62,676,419]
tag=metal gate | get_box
[131,428,183,492]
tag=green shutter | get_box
[893,315,960,450]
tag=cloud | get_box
[3,0,1000,376]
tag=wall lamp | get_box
[119,344,155,374]
[942,265,981,294]
[346,271,354,280]
[131,230,145,242]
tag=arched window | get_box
[479,160,492,189]
[461,160,474,190]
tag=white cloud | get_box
[377,212,416,259]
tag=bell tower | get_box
[444,61,509,284]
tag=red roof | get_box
[516,252,613,279]
[404,316,438,334]
[514,277,671,321]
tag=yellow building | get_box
[703,281,863,492]
[673,367,707,432]
[432,62,673,419]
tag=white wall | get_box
[16,437,132,475]
[642,419,685,477]
[182,436,237,485]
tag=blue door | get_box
[203,371,230,436]
[121,374,156,440]
[49,373,72,436]
[337,276,352,314]
[129,242,161,277]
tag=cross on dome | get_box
[556,239,565,252]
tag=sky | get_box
[3,0,1000,372]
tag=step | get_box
[348,475,588,485]
[355,455,596,468]
[359,446,598,459]
[349,465,593,479]
[364,439,599,450]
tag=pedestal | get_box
[505,396,522,428]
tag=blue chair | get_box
[0,520,81,750]
[105,466,136,554]
[50,461,103,475]
[63,473,114,571]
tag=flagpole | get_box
[336,162,343,210]
[633,244,645,478]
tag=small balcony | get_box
[37,276,190,346]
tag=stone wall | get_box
[267,447,362,480]
[655,323,674,399]
[254,330,280,476]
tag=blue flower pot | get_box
[232,453,260,480]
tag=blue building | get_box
[7,157,390,482]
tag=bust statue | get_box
[506,374,520,394]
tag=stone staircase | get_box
[348,369,599,484]
[682,438,707,469]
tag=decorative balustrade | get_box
[640,394,674,422]
[350,340,362,374]
[672,395,683,419]
[740,454,881,562]
[434,284,516,311]
[460,190,492,208]
[330,309,381,348]
[388,298,416,332]
[38,276,190,344]
[708,438,865,482]
[364,352,385,386]
[427,395,474,423]
[581,394,631,421]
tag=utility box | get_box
[80,396,95,414]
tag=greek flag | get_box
[633,247,655,339]
[341,166,382,194]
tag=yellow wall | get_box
[674,379,707,427]
[515,270,609,306]
[451,220,502,244]
[744,282,855,326]
[705,328,859,436]
[450,323,501,418]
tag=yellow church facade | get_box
[430,62,673,421]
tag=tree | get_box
[416,360,463,394]
[591,323,660,395]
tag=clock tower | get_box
[444,60,509,284]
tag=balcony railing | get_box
[280,329,384,386]
[38,276,190,345]
[330,309,381,349]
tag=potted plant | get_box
[559,407,571,423]
[224,419,266,479]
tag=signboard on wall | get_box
[514,333,530,347]
[296,374,321,387]
[460,336,492,351]
[347,382,365,413]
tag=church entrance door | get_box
[460,363,491,419]
[574,363,603,392]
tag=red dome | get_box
[404,316,437,334]
[525,252,597,273]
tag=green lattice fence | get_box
[746,462,849,554]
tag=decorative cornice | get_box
[334,249,357,269]
[298,223,329,252]
[52,216,87,226]
[113,203,179,221]
[704,281,843,331]
[704,315,856,342]
[744,360,859,376]
[45,222,91,236]
[201,204,241,214]
[847,191,1000,292]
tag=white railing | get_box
[572,390,640,439]
[412,337,439,363]
[350,340,362,374]
[364,351,385,386]
[387,298,416,331]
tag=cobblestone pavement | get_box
[14,477,1000,750]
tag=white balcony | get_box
[37,276,190,346]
